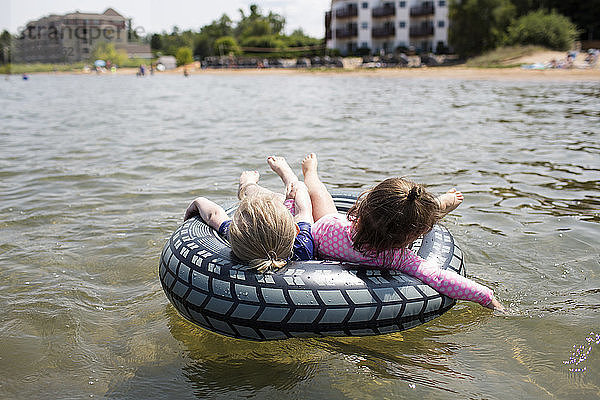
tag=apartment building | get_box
[325,0,449,55]
[16,8,149,63]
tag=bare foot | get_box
[267,156,298,188]
[436,188,464,216]
[301,153,318,176]
[238,170,260,199]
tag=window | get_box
[361,22,368,29]
[361,42,369,48]
[362,2,368,8]
[438,20,445,28]
[438,0,445,6]
[399,21,406,28]
[399,1,406,7]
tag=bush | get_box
[505,10,579,51]
[240,35,285,49]
[90,42,127,66]
[175,47,194,66]
[213,36,241,56]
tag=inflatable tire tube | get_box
[159,193,466,341]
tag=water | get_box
[1,72,598,399]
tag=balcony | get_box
[409,25,434,37]
[410,2,435,17]
[372,3,396,18]
[336,25,358,39]
[372,25,396,38]
[335,4,358,19]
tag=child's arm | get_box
[287,181,313,224]
[396,250,505,311]
[184,197,229,231]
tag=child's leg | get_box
[238,171,283,201]
[302,153,337,222]
[267,156,299,198]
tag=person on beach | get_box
[300,153,504,311]
[184,156,314,272]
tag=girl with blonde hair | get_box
[184,157,314,273]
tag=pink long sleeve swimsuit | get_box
[311,213,494,307]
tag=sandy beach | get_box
[190,66,600,81]
[37,64,595,82]
[11,50,599,81]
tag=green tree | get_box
[235,4,286,39]
[511,0,600,40]
[90,42,127,65]
[150,33,162,51]
[505,10,579,50]
[175,46,194,66]
[449,0,516,57]
[240,35,285,49]
[213,36,241,55]
[0,30,12,64]
[284,29,321,47]
[194,14,234,58]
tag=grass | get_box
[466,45,549,68]
[0,62,87,74]
[0,58,154,74]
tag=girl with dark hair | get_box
[301,153,504,311]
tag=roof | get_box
[26,8,126,25]
[63,9,126,20]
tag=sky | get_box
[0,0,331,38]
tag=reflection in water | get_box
[164,303,493,397]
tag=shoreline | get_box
[8,65,600,81]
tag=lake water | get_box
[1,72,598,399]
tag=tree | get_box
[150,34,162,50]
[511,0,600,40]
[449,0,516,57]
[193,14,234,58]
[213,36,241,55]
[284,29,321,47]
[0,30,12,64]
[240,35,284,49]
[505,10,579,50]
[90,42,127,65]
[175,46,193,66]
[235,4,286,39]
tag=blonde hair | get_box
[229,194,296,273]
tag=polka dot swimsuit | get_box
[311,213,494,306]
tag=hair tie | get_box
[407,186,421,201]
[267,250,278,262]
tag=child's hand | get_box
[486,297,506,314]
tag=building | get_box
[116,43,153,59]
[15,8,150,63]
[156,56,177,70]
[325,0,449,55]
